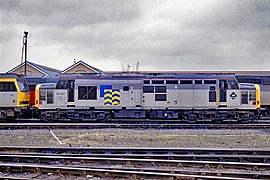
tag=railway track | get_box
[0,122,270,129]
[0,163,261,180]
[3,152,270,163]
[13,117,270,123]
[0,146,270,179]
[1,146,270,156]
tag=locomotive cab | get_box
[0,74,30,119]
[34,83,58,109]
[238,83,260,109]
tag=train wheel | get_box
[96,112,111,122]
[187,119,197,123]
[213,113,226,124]
[249,114,258,122]
[71,118,80,123]
[240,119,249,123]
[39,114,46,122]
[213,118,223,124]
[71,113,81,123]
[7,116,16,122]
[211,115,221,124]
[39,114,53,122]
[239,113,250,123]
[186,113,197,123]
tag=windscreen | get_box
[17,78,29,92]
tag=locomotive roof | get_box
[0,73,25,79]
[24,73,237,84]
[53,73,237,80]
[237,74,270,77]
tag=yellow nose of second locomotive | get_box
[17,91,30,107]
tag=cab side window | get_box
[0,82,17,92]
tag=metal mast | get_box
[23,31,28,76]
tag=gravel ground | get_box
[0,128,270,148]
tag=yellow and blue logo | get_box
[100,85,120,106]
[112,90,120,105]
[104,89,112,106]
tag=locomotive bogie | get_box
[0,108,15,120]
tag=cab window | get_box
[0,82,17,92]
[47,91,54,104]
[227,80,238,89]
[40,91,46,101]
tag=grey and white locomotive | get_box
[34,73,260,122]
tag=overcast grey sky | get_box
[0,0,269,72]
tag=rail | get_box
[0,122,270,130]
[0,163,258,180]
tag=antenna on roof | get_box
[135,61,140,71]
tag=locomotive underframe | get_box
[38,108,259,123]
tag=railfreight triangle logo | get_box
[230,92,237,100]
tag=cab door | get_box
[219,80,227,107]
[67,80,75,106]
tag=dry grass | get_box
[0,129,269,148]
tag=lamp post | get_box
[23,31,28,76]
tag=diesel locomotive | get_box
[33,73,260,122]
[0,73,30,119]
